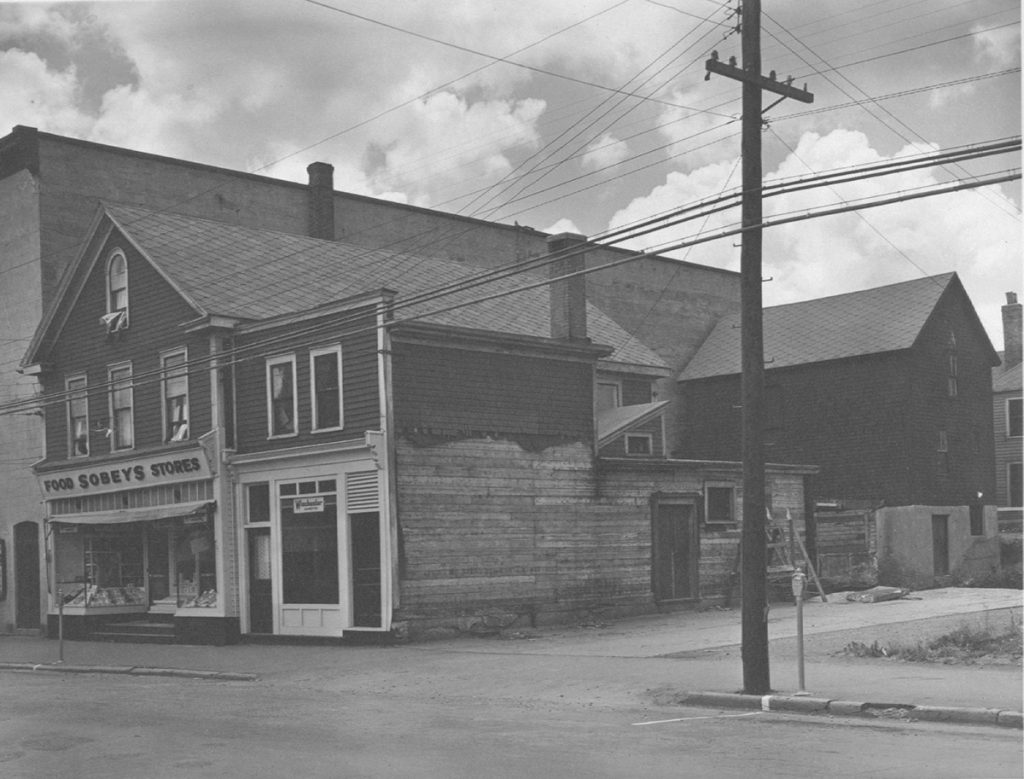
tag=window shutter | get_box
[346,471,379,512]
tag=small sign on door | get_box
[293,496,325,513]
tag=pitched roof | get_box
[101,204,666,369]
[597,401,669,446]
[993,352,1023,392]
[679,273,961,380]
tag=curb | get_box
[680,691,1023,729]
[0,661,257,682]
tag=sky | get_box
[1,0,1021,349]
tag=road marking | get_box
[633,712,760,726]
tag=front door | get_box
[14,522,40,630]
[147,527,170,602]
[652,499,699,601]
[248,527,273,633]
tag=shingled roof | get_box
[679,273,961,380]
[102,204,666,370]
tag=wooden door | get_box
[14,522,40,629]
[248,527,273,633]
[652,501,699,601]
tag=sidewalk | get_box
[1,587,1020,722]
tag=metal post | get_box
[792,570,807,694]
[57,587,64,664]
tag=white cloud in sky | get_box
[580,132,629,171]
[543,217,582,235]
[608,128,1021,347]
[973,24,1022,67]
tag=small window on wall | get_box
[946,332,957,398]
[705,484,736,527]
[67,375,89,457]
[625,433,652,456]
[246,483,271,524]
[310,345,343,432]
[1010,463,1023,508]
[108,363,133,450]
[103,250,129,333]
[161,350,189,442]
[267,355,297,437]
[1008,398,1022,438]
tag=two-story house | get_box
[21,205,813,643]
[993,292,1022,531]
[676,274,1002,587]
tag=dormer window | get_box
[104,250,129,333]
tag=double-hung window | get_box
[162,350,190,442]
[109,363,134,450]
[310,345,343,432]
[1008,397,1022,438]
[267,355,297,437]
[67,375,89,457]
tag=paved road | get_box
[2,651,1020,779]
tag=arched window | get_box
[105,250,129,332]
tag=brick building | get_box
[19,203,813,642]
[677,274,1003,587]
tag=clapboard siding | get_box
[391,341,593,439]
[41,231,211,460]
[232,307,380,453]
[394,436,810,628]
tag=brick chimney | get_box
[547,232,588,341]
[307,162,335,240]
[1003,291,1022,367]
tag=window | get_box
[67,375,89,457]
[280,480,339,604]
[946,332,957,398]
[103,250,129,332]
[969,501,984,536]
[161,350,189,442]
[1010,463,1023,508]
[246,483,271,524]
[108,363,133,450]
[625,433,653,456]
[267,355,297,437]
[705,484,735,526]
[596,381,621,414]
[1008,398,1022,438]
[310,346,343,432]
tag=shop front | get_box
[233,442,392,638]
[37,446,237,644]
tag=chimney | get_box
[547,232,588,341]
[307,162,335,240]
[1003,291,1022,367]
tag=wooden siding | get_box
[394,435,808,631]
[598,415,665,458]
[40,231,211,460]
[678,287,997,508]
[391,341,594,440]
[231,307,380,454]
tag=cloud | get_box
[543,217,581,235]
[607,128,1021,346]
[973,23,1021,67]
[580,132,629,171]
[0,48,93,136]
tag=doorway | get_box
[932,514,950,576]
[14,521,40,630]
[652,498,699,601]
[247,527,273,633]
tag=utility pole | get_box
[705,0,812,695]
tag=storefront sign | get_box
[293,496,325,513]
[37,448,213,499]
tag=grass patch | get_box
[843,620,1023,665]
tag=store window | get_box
[177,519,217,608]
[162,349,189,442]
[104,250,129,333]
[280,480,338,604]
[267,355,297,437]
[109,363,134,450]
[67,375,89,457]
[310,345,343,431]
[55,530,146,609]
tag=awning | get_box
[48,501,214,526]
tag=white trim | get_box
[309,344,344,433]
[266,354,298,439]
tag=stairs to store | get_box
[91,615,176,644]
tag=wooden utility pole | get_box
[705,0,812,694]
